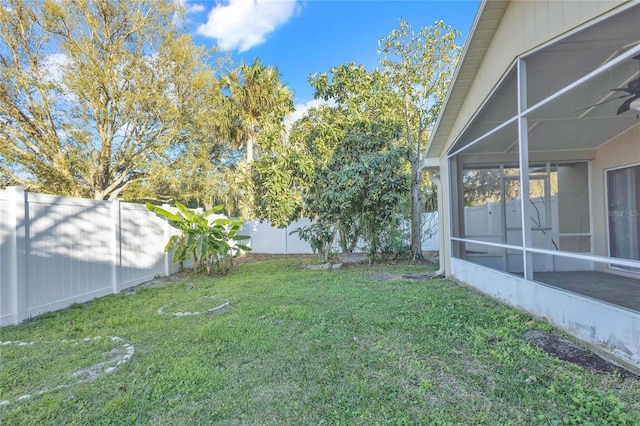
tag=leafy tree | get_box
[0,0,223,200]
[310,64,401,132]
[307,65,410,257]
[248,104,350,228]
[315,122,408,262]
[247,122,314,227]
[246,100,353,229]
[378,19,462,260]
[248,65,410,262]
[124,141,244,211]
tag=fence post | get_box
[8,187,27,325]
[111,199,120,294]
[284,225,288,255]
[162,204,171,276]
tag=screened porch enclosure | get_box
[448,3,640,313]
[457,162,592,272]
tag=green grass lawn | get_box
[1,255,639,425]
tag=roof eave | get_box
[424,0,509,164]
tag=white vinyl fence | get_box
[0,187,441,326]
[241,212,440,254]
[0,187,178,326]
[241,218,315,254]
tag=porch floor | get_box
[533,271,640,312]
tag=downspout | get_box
[430,171,445,277]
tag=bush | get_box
[146,202,251,274]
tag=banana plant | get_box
[146,202,251,274]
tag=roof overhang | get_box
[426,0,640,167]
[424,0,509,162]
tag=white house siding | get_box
[591,124,640,273]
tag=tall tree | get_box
[249,66,410,261]
[378,19,461,261]
[221,58,294,163]
[0,0,222,200]
[248,65,401,228]
[248,104,348,228]
[310,63,401,131]
[314,121,408,261]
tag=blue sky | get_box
[183,0,480,118]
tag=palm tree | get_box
[221,58,294,162]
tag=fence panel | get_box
[0,190,13,325]
[240,219,316,254]
[0,188,177,326]
[284,219,315,254]
[241,220,292,254]
[421,212,439,251]
[118,202,169,289]
[25,193,114,319]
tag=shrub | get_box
[146,202,251,274]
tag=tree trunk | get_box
[247,135,254,162]
[410,159,425,262]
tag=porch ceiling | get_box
[450,2,640,158]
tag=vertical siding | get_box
[0,191,13,324]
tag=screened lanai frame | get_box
[445,5,640,295]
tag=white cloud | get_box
[197,0,299,52]
[284,98,336,130]
[186,3,205,14]
[173,1,205,24]
[42,53,70,84]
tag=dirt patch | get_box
[367,271,402,282]
[122,270,195,295]
[337,252,368,264]
[303,263,342,270]
[366,271,443,282]
[235,253,316,264]
[523,330,636,377]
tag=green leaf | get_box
[164,235,180,252]
[204,205,224,217]
[146,203,184,223]
[175,202,196,221]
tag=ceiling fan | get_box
[610,54,640,115]
[575,54,640,115]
